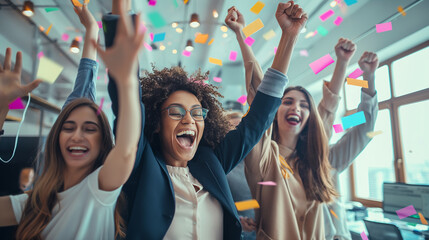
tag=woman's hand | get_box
[275,1,307,36]
[225,7,245,33]
[72,0,98,32]
[240,216,257,232]
[358,51,379,74]
[335,38,356,63]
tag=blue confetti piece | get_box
[341,111,366,129]
[153,32,166,42]
[344,0,358,6]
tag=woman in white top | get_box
[0,3,144,239]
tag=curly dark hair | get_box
[140,66,230,150]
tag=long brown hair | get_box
[15,98,126,239]
[273,86,337,202]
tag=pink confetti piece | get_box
[105,68,108,84]
[144,42,153,51]
[97,21,103,28]
[182,50,191,57]
[348,68,364,78]
[96,97,104,116]
[361,232,368,240]
[320,9,334,21]
[334,16,343,26]
[333,124,344,133]
[149,33,154,41]
[396,205,417,219]
[229,51,237,61]
[376,22,392,33]
[213,77,222,82]
[299,49,308,57]
[37,51,44,59]
[244,37,255,46]
[258,181,277,186]
[76,36,82,42]
[237,95,247,105]
[8,98,25,110]
[274,47,277,54]
[97,76,100,80]
[309,54,335,75]
[61,33,69,41]
[148,0,156,6]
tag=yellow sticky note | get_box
[36,56,64,84]
[263,29,276,40]
[242,18,264,38]
[209,57,222,66]
[347,78,368,88]
[195,33,209,44]
[419,212,428,225]
[250,1,265,14]
[45,24,53,36]
[235,199,260,211]
[330,209,339,219]
[208,38,214,45]
[366,130,382,138]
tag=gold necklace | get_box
[279,155,294,179]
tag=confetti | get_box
[229,51,237,61]
[342,111,366,130]
[195,33,209,44]
[148,0,156,6]
[237,95,247,105]
[361,232,368,240]
[71,0,83,7]
[257,181,276,186]
[235,199,260,211]
[274,47,277,54]
[153,32,166,42]
[344,0,357,6]
[45,8,59,12]
[242,18,264,38]
[182,50,191,57]
[320,9,334,21]
[213,77,222,83]
[149,33,154,41]
[144,42,153,51]
[61,33,69,41]
[263,29,276,40]
[333,124,344,133]
[396,205,417,219]
[317,26,328,36]
[250,1,265,15]
[97,21,103,28]
[299,49,308,57]
[171,0,178,7]
[330,209,339,219]
[208,38,214,45]
[75,36,82,42]
[418,212,428,225]
[96,97,104,116]
[36,56,64,84]
[8,98,25,110]
[397,6,406,16]
[37,51,44,59]
[366,130,382,138]
[376,22,392,33]
[184,0,189,4]
[45,24,53,36]
[309,54,334,74]
[348,68,363,78]
[244,37,255,46]
[334,16,343,26]
[209,57,222,66]
[347,78,368,88]
[148,12,167,28]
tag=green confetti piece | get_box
[171,0,178,8]
[102,19,107,33]
[45,7,59,13]
[317,26,329,36]
[148,12,167,28]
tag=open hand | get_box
[240,216,257,232]
[275,1,307,35]
[225,7,245,33]
[71,0,98,31]
[335,38,356,62]
[358,51,379,74]
[0,48,41,107]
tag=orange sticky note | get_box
[419,212,428,225]
[397,6,406,16]
[235,199,260,211]
[45,24,53,35]
[208,38,214,45]
[347,78,368,88]
[250,1,265,14]
[71,0,83,7]
[209,57,222,66]
[242,18,264,38]
[330,209,339,219]
[195,33,209,44]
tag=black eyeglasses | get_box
[162,105,209,121]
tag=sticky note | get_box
[419,212,428,225]
[45,7,59,12]
[317,26,328,36]
[376,22,392,33]
[398,6,406,16]
[299,50,308,57]
[258,181,276,186]
[45,24,53,35]
[195,33,209,44]
[244,37,255,46]
[263,29,276,40]
[229,51,237,61]
[36,56,64,84]
[148,0,156,6]
[209,57,222,66]
[320,9,334,21]
[96,97,104,116]
[348,68,363,78]
[61,33,69,41]
[97,21,103,28]
[347,78,368,88]
[242,18,264,38]
[237,95,247,105]
[153,32,166,42]
[213,77,222,83]
[148,12,167,28]
[144,42,153,51]
[344,0,357,6]
[342,111,366,129]
[9,98,25,109]
[396,205,417,219]
[182,50,191,57]
[149,33,154,41]
[208,38,214,45]
[71,0,83,7]
[309,54,334,74]
[334,16,343,26]
[250,1,265,15]
[37,51,44,59]
[361,232,368,240]
[330,209,339,219]
[333,124,344,133]
[235,199,260,211]
[366,130,382,138]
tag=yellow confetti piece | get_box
[209,57,222,66]
[263,29,276,40]
[397,6,406,16]
[346,78,368,88]
[71,0,83,7]
[195,33,209,44]
[242,18,264,38]
[419,212,428,225]
[184,0,189,4]
[36,56,64,84]
[330,209,339,219]
[208,38,214,45]
[235,199,260,211]
[45,24,53,35]
[366,130,382,138]
[250,1,265,15]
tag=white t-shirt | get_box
[10,167,122,240]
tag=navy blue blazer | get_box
[103,15,282,240]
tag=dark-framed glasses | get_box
[162,105,209,121]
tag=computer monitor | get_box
[383,182,429,224]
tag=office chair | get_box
[363,219,404,240]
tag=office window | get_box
[399,99,429,184]
[354,109,395,201]
[392,46,429,97]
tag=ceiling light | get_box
[160,45,166,51]
[185,40,194,52]
[189,13,200,28]
[176,28,183,33]
[213,10,219,18]
[172,49,177,54]
[22,1,34,17]
[222,33,228,38]
[172,22,178,28]
[70,39,80,54]
[330,0,337,7]
[220,25,228,32]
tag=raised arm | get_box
[93,3,144,191]
[329,52,379,172]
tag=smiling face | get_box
[59,106,102,172]
[276,90,310,137]
[159,90,205,167]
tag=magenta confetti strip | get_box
[258,181,277,186]
[333,124,344,133]
[334,16,343,26]
[149,33,154,41]
[8,98,25,110]
[274,47,277,54]
[229,51,237,61]
[97,21,103,28]
[96,98,105,116]
[148,0,156,6]
[309,54,335,74]
[396,205,417,219]
[213,77,222,83]
[237,95,247,105]
[61,33,69,41]
[144,42,153,51]
[37,51,44,59]
[376,22,392,33]
[244,37,255,46]
[348,68,364,78]
[319,9,334,21]
[360,232,368,240]
[182,50,191,57]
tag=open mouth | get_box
[176,130,196,149]
[286,114,301,126]
[67,146,89,156]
